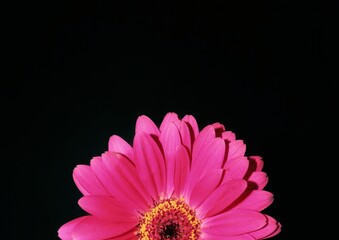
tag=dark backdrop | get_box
[4,0,335,239]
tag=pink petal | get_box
[73,165,108,196]
[135,115,160,136]
[58,216,87,240]
[192,125,216,162]
[249,215,281,239]
[182,114,199,139]
[248,172,269,190]
[248,156,264,171]
[263,221,281,239]
[235,190,274,211]
[159,112,179,132]
[202,232,256,240]
[108,135,134,161]
[105,229,137,239]
[198,179,247,218]
[102,151,151,208]
[71,216,136,239]
[133,132,166,199]
[102,152,151,208]
[78,195,138,222]
[90,156,146,211]
[188,138,225,189]
[222,131,236,142]
[202,209,267,236]
[211,122,226,137]
[223,156,249,181]
[173,145,190,197]
[177,121,193,153]
[227,140,246,161]
[159,122,182,197]
[188,170,223,208]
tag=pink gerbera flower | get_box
[58,112,281,239]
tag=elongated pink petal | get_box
[222,131,236,142]
[211,122,225,137]
[135,115,160,136]
[188,170,223,208]
[173,145,190,197]
[227,140,246,161]
[248,172,269,190]
[159,122,182,197]
[102,151,151,208]
[73,165,108,196]
[90,156,146,211]
[189,138,225,189]
[182,114,199,139]
[223,156,249,181]
[133,132,166,199]
[263,221,281,239]
[159,112,179,132]
[248,156,264,171]
[192,125,216,161]
[249,215,281,239]
[58,216,87,240]
[106,229,137,239]
[78,195,138,222]
[202,232,256,240]
[108,135,134,161]
[235,190,274,211]
[198,179,247,218]
[71,216,136,239]
[177,121,193,153]
[202,209,267,236]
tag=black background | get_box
[4,0,335,239]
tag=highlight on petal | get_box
[58,112,281,239]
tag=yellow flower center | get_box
[138,198,201,239]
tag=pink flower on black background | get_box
[58,112,281,239]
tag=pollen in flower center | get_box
[138,198,201,240]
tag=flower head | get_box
[58,112,281,239]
